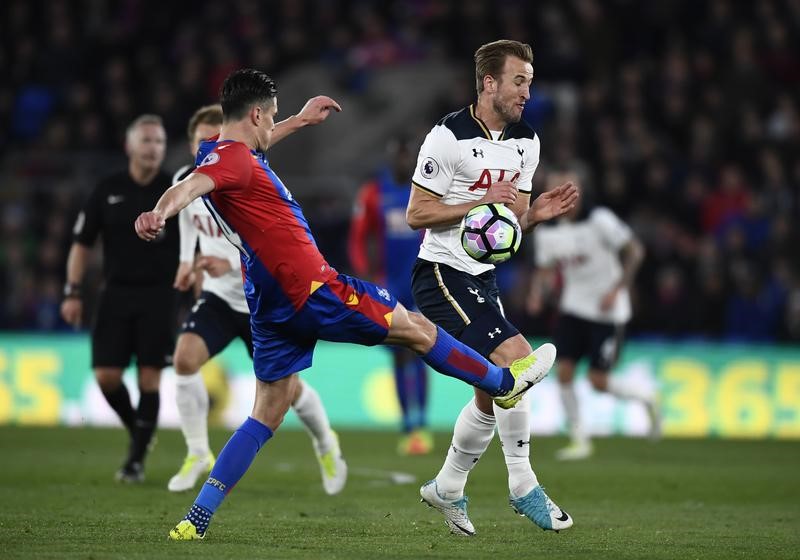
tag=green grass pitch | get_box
[0,426,798,559]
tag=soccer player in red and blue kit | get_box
[135,69,566,541]
[349,137,432,455]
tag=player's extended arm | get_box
[135,173,215,241]
[617,236,645,291]
[600,236,645,311]
[174,208,198,291]
[406,181,519,230]
[60,242,92,327]
[269,96,342,147]
[517,182,579,233]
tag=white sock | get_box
[559,381,586,444]
[293,380,336,455]
[494,393,538,498]
[607,376,654,403]
[175,372,210,457]
[435,398,495,499]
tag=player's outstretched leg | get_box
[386,305,555,405]
[169,375,295,540]
[293,380,347,495]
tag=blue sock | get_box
[391,348,411,431]
[413,358,428,427]
[421,326,513,395]
[185,416,273,534]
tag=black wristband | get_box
[63,283,82,299]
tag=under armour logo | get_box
[517,440,530,448]
[488,327,501,339]
[467,287,485,303]
[473,148,484,158]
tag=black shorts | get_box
[91,285,177,369]
[411,258,518,359]
[553,312,625,371]
[180,291,253,358]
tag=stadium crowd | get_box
[1,0,799,342]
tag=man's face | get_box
[491,56,533,125]
[127,123,166,170]
[191,122,221,155]
[256,99,277,152]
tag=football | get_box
[459,203,522,264]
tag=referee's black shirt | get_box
[73,170,178,287]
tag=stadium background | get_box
[1,0,799,439]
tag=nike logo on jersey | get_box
[218,144,230,150]
[107,195,124,205]
[346,293,359,306]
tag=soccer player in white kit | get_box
[407,40,579,535]
[528,170,658,460]
[168,102,347,494]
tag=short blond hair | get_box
[474,40,533,94]
[187,104,223,141]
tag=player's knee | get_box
[173,350,202,375]
[558,361,577,383]
[404,311,437,353]
[94,369,123,392]
[588,371,608,391]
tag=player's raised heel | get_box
[315,431,347,495]
[167,452,216,492]
[419,479,475,536]
[509,485,573,532]
[168,519,205,541]
[494,343,556,409]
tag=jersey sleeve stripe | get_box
[412,181,444,198]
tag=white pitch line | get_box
[274,462,416,485]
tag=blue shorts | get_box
[251,273,398,381]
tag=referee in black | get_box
[60,114,178,483]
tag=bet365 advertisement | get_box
[0,333,799,439]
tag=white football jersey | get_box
[174,165,249,314]
[412,105,541,275]
[534,207,633,324]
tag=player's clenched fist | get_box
[135,211,166,241]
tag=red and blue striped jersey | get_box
[193,136,337,323]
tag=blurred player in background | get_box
[135,68,555,541]
[406,40,578,535]
[169,103,347,494]
[349,136,431,456]
[60,114,176,483]
[527,169,657,460]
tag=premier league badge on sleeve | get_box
[420,157,439,179]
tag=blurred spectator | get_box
[1,0,799,343]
